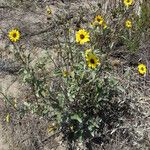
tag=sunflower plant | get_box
[5,5,128,145]
[3,1,150,149]
[123,0,133,7]
[8,29,20,42]
[125,20,132,28]
[52,60,122,142]
[85,50,100,69]
[45,22,126,144]
[76,29,90,45]
[138,64,147,75]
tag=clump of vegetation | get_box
[0,0,150,149]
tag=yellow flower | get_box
[8,29,20,42]
[62,69,74,78]
[76,29,90,45]
[125,20,132,28]
[86,53,100,69]
[47,123,58,133]
[6,113,10,123]
[63,70,69,77]
[89,22,95,28]
[95,15,104,25]
[85,49,92,58]
[123,0,133,7]
[46,6,52,15]
[138,64,147,75]
[70,125,74,131]
[103,22,107,29]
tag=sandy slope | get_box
[0,124,9,150]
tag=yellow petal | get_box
[6,113,10,123]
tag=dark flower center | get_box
[90,59,95,64]
[141,67,144,71]
[97,18,100,22]
[80,34,85,39]
[13,33,17,38]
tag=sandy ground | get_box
[0,124,9,150]
[0,75,21,150]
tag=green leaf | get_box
[24,102,31,107]
[71,114,82,123]
[117,85,125,93]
